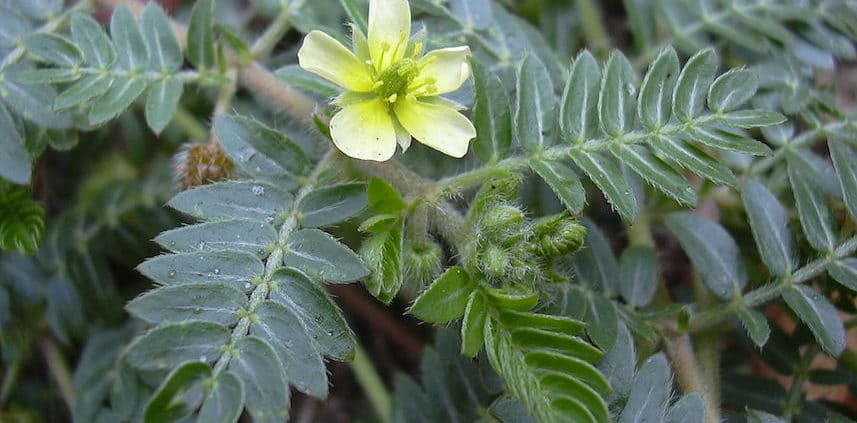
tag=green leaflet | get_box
[284,228,369,283]
[561,50,602,143]
[827,258,857,292]
[137,250,264,291]
[144,362,210,423]
[213,115,310,177]
[782,285,845,356]
[23,33,83,66]
[707,68,758,113]
[619,246,659,308]
[742,181,795,276]
[788,164,838,253]
[145,77,183,134]
[530,158,586,214]
[359,214,404,303]
[110,5,149,71]
[673,48,717,122]
[0,105,30,184]
[187,0,216,69]
[410,266,474,323]
[738,307,771,348]
[618,354,671,423]
[515,54,556,152]
[569,150,638,221]
[154,219,278,258]
[71,13,116,68]
[127,283,248,326]
[126,321,231,371]
[298,182,368,228]
[472,58,512,162]
[637,47,679,130]
[228,336,291,423]
[196,372,245,423]
[168,181,294,223]
[666,212,747,299]
[666,393,705,423]
[598,51,636,137]
[141,3,182,72]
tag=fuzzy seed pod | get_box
[173,142,235,188]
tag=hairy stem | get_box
[350,344,392,423]
[781,345,819,420]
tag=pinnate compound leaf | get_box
[284,228,369,283]
[269,268,356,361]
[782,285,845,356]
[411,266,474,323]
[154,219,278,257]
[742,181,795,276]
[168,181,293,223]
[666,212,747,299]
[127,283,247,326]
[472,58,511,162]
[197,372,245,423]
[610,143,696,205]
[126,321,230,371]
[144,362,210,423]
[228,336,290,423]
[298,183,368,228]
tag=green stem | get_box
[781,345,819,420]
[688,235,857,332]
[692,276,721,423]
[171,107,209,140]
[250,1,297,60]
[576,0,610,57]
[39,337,76,412]
[349,344,392,423]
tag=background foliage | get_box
[1,0,856,422]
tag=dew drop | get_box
[169,240,176,246]
[327,331,334,336]
[213,268,221,275]
[168,270,177,278]
[199,355,207,363]
[265,216,275,223]
[244,282,252,289]
[198,241,206,249]
[193,307,202,314]
[252,185,265,196]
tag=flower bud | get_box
[404,240,443,287]
[532,214,586,256]
[479,203,526,240]
[479,244,509,278]
[173,142,234,189]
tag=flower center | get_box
[375,58,418,102]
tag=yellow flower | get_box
[298,0,476,161]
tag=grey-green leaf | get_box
[472,58,511,162]
[141,3,182,71]
[569,150,638,220]
[449,0,493,29]
[126,321,230,371]
[168,181,293,223]
[144,361,210,423]
[666,212,747,300]
[54,75,112,110]
[561,50,602,143]
[690,125,771,156]
[515,54,556,152]
[598,51,636,137]
[782,285,845,356]
[269,268,355,361]
[196,372,244,423]
[829,140,857,220]
[638,46,679,130]
[619,353,671,423]
[742,181,795,276]
[673,48,717,122]
[284,228,369,283]
[585,294,618,351]
[187,0,215,69]
[110,4,149,70]
[619,246,658,308]
[251,300,328,398]
[530,158,585,214]
[0,104,30,184]
[667,393,705,423]
[145,77,183,134]
[23,33,82,66]
[788,165,837,253]
[738,307,771,347]
[214,115,310,176]
[137,250,264,292]
[2,77,72,128]
[298,183,368,228]
[89,77,147,125]
[71,13,116,68]
[610,144,696,205]
[707,68,758,113]
[127,283,247,326]
[573,220,620,295]
[827,258,857,292]
[597,322,635,400]
[650,135,736,186]
[410,266,474,323]
[155,219,278,257]
[228,336,290,423]
[716,110,787,128]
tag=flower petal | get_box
[368,0,411,71]
[298,31,374,92]
[395,98,475,158]
[330,99,398,161]
[412,46,471,95]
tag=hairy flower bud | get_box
[479,244,509,278]
[404,240,443,287]
[532,214,586,256]
[173,142,234,189]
